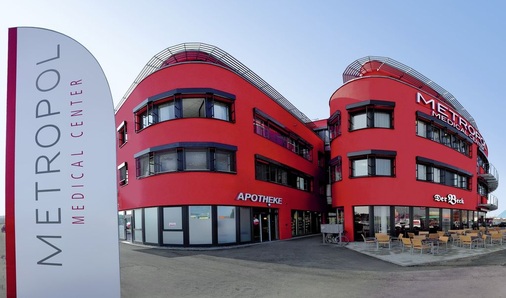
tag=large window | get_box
[189,206,212,245]
[416,157,471,190]
[346,100,395,131]
[218,206,236,244]
[135,143,237,178]
[255,155,313,191]
[134,88,235,131]
[348,150,396,178]
[416,114,471,157]
[253,109,313,161]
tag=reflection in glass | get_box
[374,206,390,234]
[189,206,212,244]
[218,206,236,243]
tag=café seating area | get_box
[367,227,506,255]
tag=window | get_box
[135,142,237,178]
[417,164,427,181]
[158,102,175,122]
[157,150,178,173]
[328,110,341,140]
[330,156,342,182]
[118,162,128,186]
[346,100,395,131]
[255,155,313,191]
[253,109,313,161]
[134,88,235,131]
[215,149,232,172]
[117,121,127,147]
[348,150,396,178]
[416,156,471,190]
[416,120,427,138]
[213,101,230,121]
[352,159,368,177]
[416,114,471,157]
[137,154,153,177]
[182,97,206,118]
[350,112,367,130]
[185,149,208,170]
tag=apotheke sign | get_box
[433,194,465,205]
[416,92,487,152]
[236,192,283,205]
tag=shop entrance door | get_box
[252,208,278,242]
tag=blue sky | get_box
[1,0,506,216]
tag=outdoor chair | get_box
[490,233,503,245]
[390,233,403,243]
[460,235,474,249]
[411,238,431,254]
[481,234,489,248]
[438,236,449,251]
[407,232,415,239]
[361,233,377,248]
[401,237,413,253]
[451,233,461,246]
[375,234,391,250]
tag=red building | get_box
[328,57,499,241]
[115,43,326,246]
[116,44,499,246]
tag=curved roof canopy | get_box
[117,42,313,125]
[343,56,477,129]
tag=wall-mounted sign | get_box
[236,192,283,205]
[6,27,120,297]
[416,92,487,152]
[433,194,465,205]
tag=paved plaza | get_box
[3,234,506,297]
[120,235,506,297]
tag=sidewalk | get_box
[345,239,506,266]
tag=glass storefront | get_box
[373,206,390,234]
[120,205,310,246]
[354,205,485,240]
[291,210,320,237]
[353,206,370,239]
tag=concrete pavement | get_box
[120,235,506,297]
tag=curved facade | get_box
[115,43,325,246]
[116,44,499,246]
[328,57,499,241]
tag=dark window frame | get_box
[346,100,395,131]
[133,88,236,132]
[253,109,313,161]
[348,150,396,178]
[118,162,128,186]
[254,155,313,192]
[117,121,127,147]
[416,156,472,190]
[134,142,237,178]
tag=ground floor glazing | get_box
[118,206,321,246]
[349,205,488,240]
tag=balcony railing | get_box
[478,163,499,192]
[478,193,499,211]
